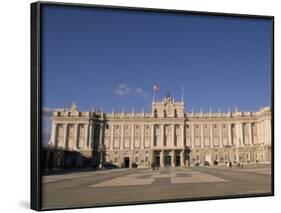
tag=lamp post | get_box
[184,145,191,167]
[98,142,105,169]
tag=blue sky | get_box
[41,5,272,143]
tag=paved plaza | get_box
[42,164,272,209]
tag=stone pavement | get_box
[89,168,228,188]
[42,164,272,209]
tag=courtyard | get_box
[42,164,272,209]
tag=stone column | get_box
[131,124,134,150]
[235,123,240,163]
[262,120,266,145]
[160,150,164,168]
[50,123,57,147]
[192,124,195,148]
[63,123,68,149]
[171,150,175,167]
[88,123,93,150]
[121,124,124,150]
[99,124,104,148]
[110,124,114,150]
[257,122,261,145]
[249,123,253,146]
[210,124,213,148]
[84,124,89,150]
[129,151,133,168]
[161,124,165,148]
[98,124,104,169]
[172,125,175,147]
[228,123,232,146]
[240,123,244,147]
[151,124,155,147]
[181,124,185,147]
[74,124,79,149]
[235,123,238,147]
[181,150,185,167]
[201,124,204,148]
[219,124,223,148]
[91,124,95,149]
[265,119,271,146]
[141,124,145,149]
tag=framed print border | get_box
[31,1,274,211]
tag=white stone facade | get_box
[48,96,272,168]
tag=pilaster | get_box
[84,124,89,150]
[201,124,204,148]
[160,150,164,167]
[161,124,165,148]
[110,124,114,150]
[265,119,271,145]
[88,123,93,150]
[121,124,124,150]
[192,124,195,148]
[249,123,253,146]
[74,124,79,149]
[172,125,175,147]
[210,124,213,148]
[99,124,104,148]
[151,124,155,147]
[228,123,232,146]
[63,123,68,148]
[219,124,223,148]
[181,150,185,167]
[181,124,185,147]
[171,150,175,167]
[141,124,145,149]
[131,124,134,150]
[50,123,57,147]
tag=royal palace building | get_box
[45,95,272,170]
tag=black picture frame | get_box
[31,1,274,211]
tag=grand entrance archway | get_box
[124,157,130,168]
[155,156,160,167]
[175,155,181,167]
[164,155,171,167]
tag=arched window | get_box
[154,109,158,118]
[174,109,177,117]
[163,110,167,117]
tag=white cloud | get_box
[135,87,148,98]
[114,83,131,96]
[111,83,148,98]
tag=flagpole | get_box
[152,84,159,103]
[181,86,184,103]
